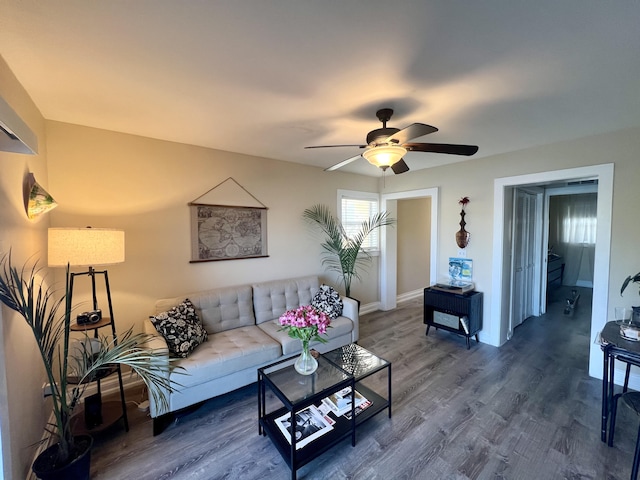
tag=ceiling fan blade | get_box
[324,154,363,172]
[391,159,410,174]
[387,123,438,145]
[305,144,366,149]
[404,142,478,156]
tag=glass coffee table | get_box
[258,343,391,480]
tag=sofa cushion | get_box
[170,326,281,387]
[150,299,208,358]
[155,285,255,334]
[311,284,343,319]
[259,315,354,355]
[253,276,320,325]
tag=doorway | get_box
[491,164,614,379]
[381,188,439,311]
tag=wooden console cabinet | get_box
[423,287,483,349]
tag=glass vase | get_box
[294,340,318,375]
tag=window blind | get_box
[341,197,379,250]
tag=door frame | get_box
[491,163,614,378]
[380,188,439,311]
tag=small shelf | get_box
[65,269,129,435]
[259,385,387,469]
[350,384,390,427]
[70,400,127,435]
[260,407,353,469]
[69,316,112,332]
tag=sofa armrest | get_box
[142,318,171,417]
[341,296,359,342]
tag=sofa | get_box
[142,275,359,434]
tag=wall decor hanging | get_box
[455,196,470,248]
[189,178,268,262]
[24,172,57,219]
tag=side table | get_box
[258,343,391,480]
[258,354,355,480]
[424,287,483,349]
[69,316,129,434]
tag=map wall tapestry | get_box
[190,204,268,262]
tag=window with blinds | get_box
[339,191,380,252]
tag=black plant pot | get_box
[32,435,93,480]
[347,296,361,314]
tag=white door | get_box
[511,189,538,328]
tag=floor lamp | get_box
[48,227,129,431]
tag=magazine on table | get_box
[322,387,369,417]
[317,402,336,424]
[274,405,334,449]
[344,399,372,420]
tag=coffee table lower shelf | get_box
[260,385,388,474]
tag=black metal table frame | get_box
[600,321,640,443]
[321,345,392,423]
[258,344,392,480]
[258,355,356,480]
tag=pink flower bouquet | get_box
[278,305,331,343]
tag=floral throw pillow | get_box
[150,298,207,358]
[311,284,343,319]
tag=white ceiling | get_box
[1,1,638,176]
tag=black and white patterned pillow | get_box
[150,298,207,358]
[311,284,343,319]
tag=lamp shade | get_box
[362,145,407,168]
[48,228,125,267]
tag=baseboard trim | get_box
[359,289,422,315]
[81,369,144,398]
[396,289,423,304]
[360,302,380,315]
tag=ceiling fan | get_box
[305,108,479,174]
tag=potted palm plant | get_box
[0,253,177,480]
[302,204,395,299]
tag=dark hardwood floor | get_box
[89,287,638,479]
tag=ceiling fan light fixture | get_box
[362,145,407,168]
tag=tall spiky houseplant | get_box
[621,271,640,322]
[302,204,395,298]
[0,253,176,476]
[621,272,640,296]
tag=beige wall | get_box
[46,121,381,339]
[397,198,431,295]
[0,56,49,480]
[382,127,640,345]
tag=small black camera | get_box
[76,309,102,325]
